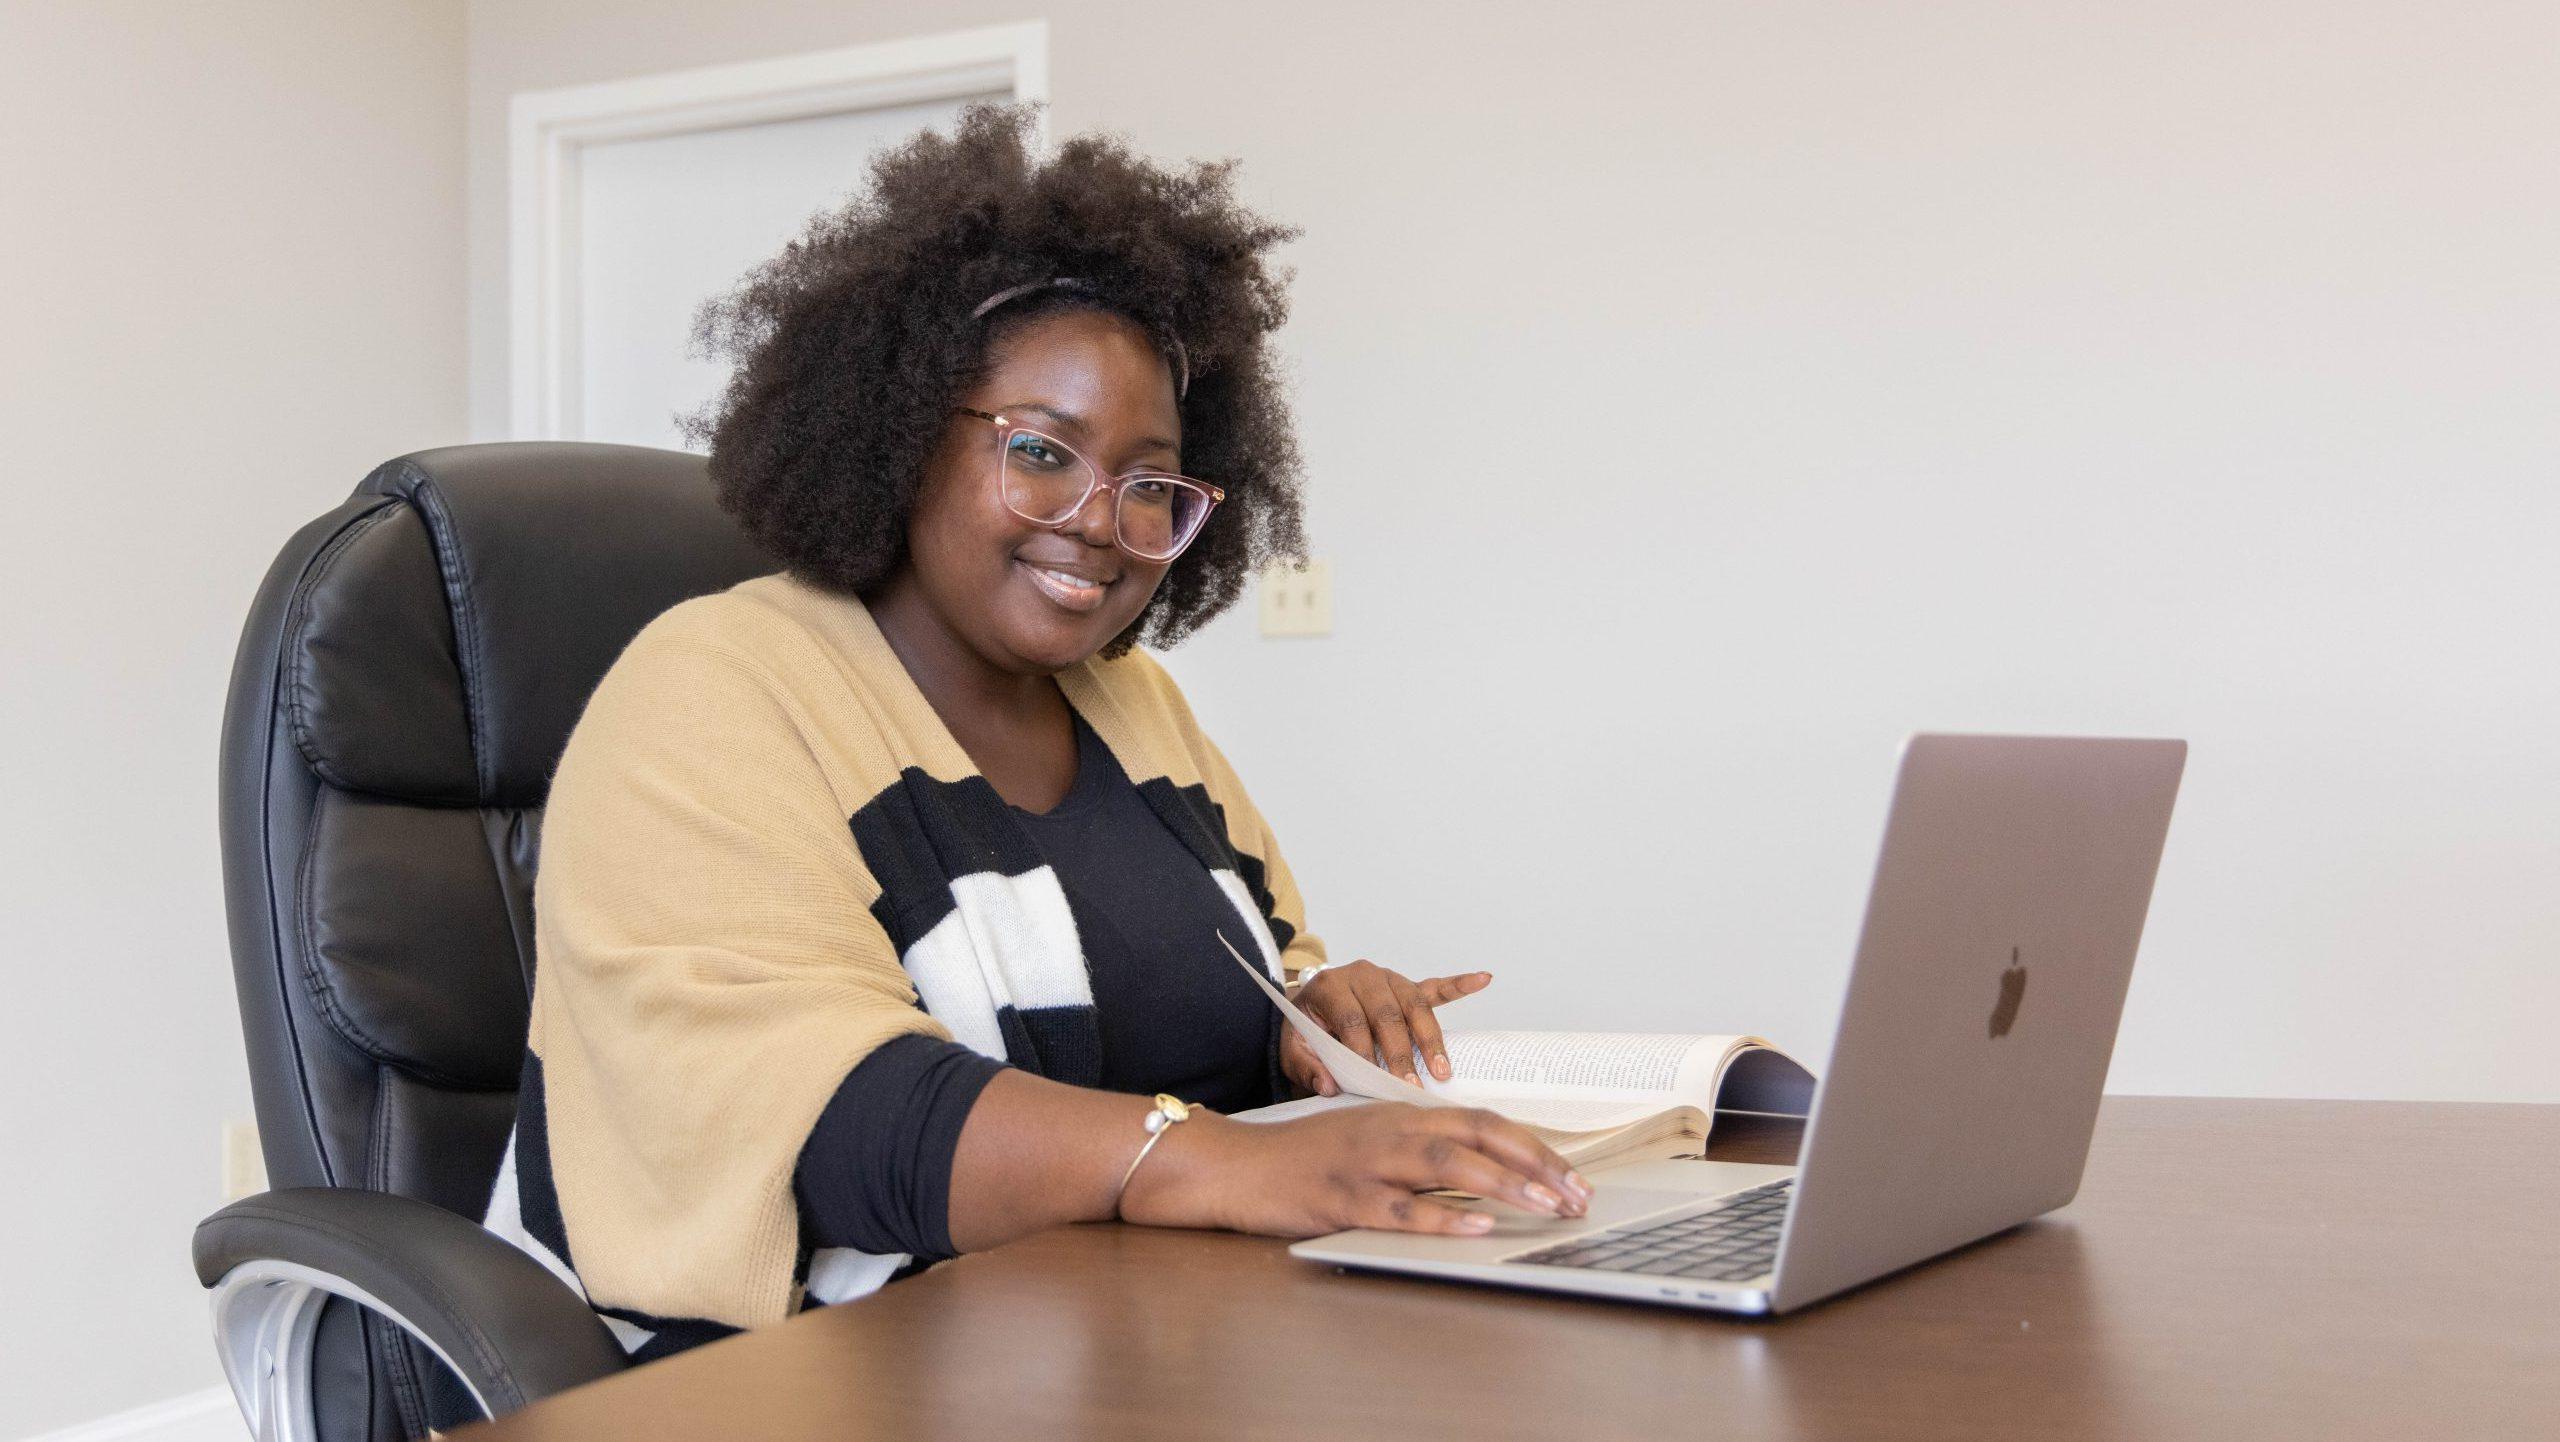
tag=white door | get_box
[575,90,1004,451]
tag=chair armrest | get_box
[195,1187,626,1427]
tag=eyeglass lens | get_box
[1001,427,1209,559]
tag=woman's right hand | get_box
[1121,1102,1592,1237]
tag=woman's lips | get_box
[1017,559,1111,613]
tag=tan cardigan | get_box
[481,571,1325,1351]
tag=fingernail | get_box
[1431,1054,1451,1080]
[1459,1213,1496,1233]
[1566,1172,1593,1198]
[1525,1184,1561,1212]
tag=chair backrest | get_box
[217,442,777,1438]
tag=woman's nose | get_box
[1060,479,1119,546]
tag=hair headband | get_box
[971,277,1190,399]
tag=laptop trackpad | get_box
[1453,1184,1708,1241]
[1293,1158,1799,1267]
[1295,1184,1715,1269]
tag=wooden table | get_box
[462,1098,2560,1441]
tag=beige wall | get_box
[0,1,466,1433]
[469,1,2560,1102]
[6,0,2555,1428]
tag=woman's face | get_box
[900,307,1184,675]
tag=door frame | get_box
[506,22,1049,440]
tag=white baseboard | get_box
[28,1388,244,1442]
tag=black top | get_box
[795,708,1278,1265]
[1010,709,1277,1113]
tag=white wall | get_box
[0,2,466,1434]
[469,1,2559,1105]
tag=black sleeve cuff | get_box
[794,1033,1007,1262]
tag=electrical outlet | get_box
[222,1119,266,1203]
[1258,558,1332,637]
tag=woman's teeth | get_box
[1020,560,1108,612]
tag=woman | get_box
[482,102,1589,1361]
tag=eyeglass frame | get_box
[953,407,1226,562]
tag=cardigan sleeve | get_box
[1118,649,1331,983]
[522,617,948,1332]
[1194,724,1330,980]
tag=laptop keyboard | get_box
[1506,1178,1792,1283]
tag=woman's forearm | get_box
[944,1070,1589,1253]
[942,1069,1235,1252]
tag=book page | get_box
[1226,1086,1673,1138]
[1215,934,1806,1143]
[1226,1092,1369,1125]
[1429,1085,1671,1132]
[1445,1031,1722,1095]
[1217,932,1448,1106]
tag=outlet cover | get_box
[1258,559,1332,637]
[223,1119,266,1203]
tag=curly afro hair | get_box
[682,100,1307,656]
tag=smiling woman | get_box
[476,101,1585,1365]
[680,101,1304,655]
[876,308,1207,719]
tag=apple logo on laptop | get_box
[1989,947,2027,1038]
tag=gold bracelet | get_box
[1111,1093,1194,1219]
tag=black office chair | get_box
[194,443,779,1440]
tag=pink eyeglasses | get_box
[955,408,1224,562]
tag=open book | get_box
[1216,934,1815,1170]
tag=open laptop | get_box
[1290,733,2187,1315]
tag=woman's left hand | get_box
[1283,960,1493,1094]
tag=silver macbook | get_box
[1290,733,2187,1315]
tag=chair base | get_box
[210,1259,493,1442]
